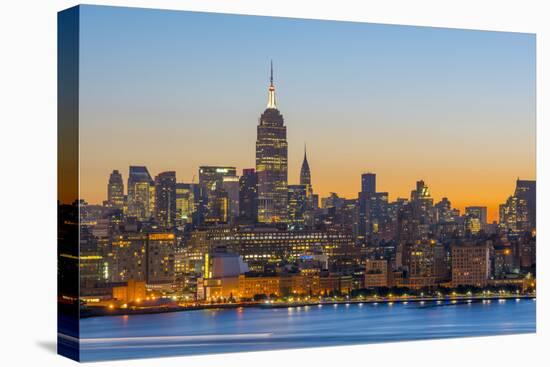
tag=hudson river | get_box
[78,298,535,361]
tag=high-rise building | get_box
[361,173,376,194]
[107,169,124,207]
[198,166,237,224]
[357,173,389,242]
[514,179,536,230]
[288,184,307,229]
[465,206,487,225]
[500,195,529,233]
[222,176,240,223]
[154,171,177,228]
[175,183,196,226]
[256,62,288,223]
[239,169,258,223]
[435,197,456,223]
[300,145,313,203]
[198,166,237,192]
[464,206,487,234]
[127,166,154,221]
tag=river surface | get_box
[78,298,535,361]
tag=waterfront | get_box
[77,297,535,361]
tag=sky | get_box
[78,5,536,222]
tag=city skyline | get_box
[78,6,535,222]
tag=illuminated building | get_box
[112,280,146,303]
[199,268,350,300]
[175,183,197,225]
[499,195,529,232]
[199,166,238,192]
[146,232,176,288]
[410,180,435,226]
[199,166,237,224]
[256,62,288,223]
[186,226,356,272]
[154,171,176,228]
[107,233,147,283]
[514,179,536,230]
[361,173,376,195]
[287,184,307,229]
[435,197,456,223]
[364,259,390,288]
[222,176,240,223]
[79,226,106,296]
[197,248,249,300]
[239,169,258,223]
[400,241,447,289]
[465,206,487,226]
[451,242,490,287]
[127,166,155,221]
[237,274,281,299]
[319,273,353,296]
[107,169,124,207]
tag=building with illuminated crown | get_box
[256,62,288,223]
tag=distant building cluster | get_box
[71,65,536,304]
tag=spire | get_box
[270,60,273,87]
[267,60,277,109]
[300,142,311,186]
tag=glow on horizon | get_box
[77,6,535,223]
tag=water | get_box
[77,299,535,361]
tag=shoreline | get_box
[80,294,536,319]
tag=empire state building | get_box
[256,62,288,223]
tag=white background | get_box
[0,0,547,366]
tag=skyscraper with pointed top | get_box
[256,61,288,223]
[300,145,313,206]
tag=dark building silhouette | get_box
[514,179,536,230]
[154,171,177,228]
[239,168,258,223]
[256,62,288,223]
[357,173,389,243]
[361,173,376,195]
[300,145,313,201]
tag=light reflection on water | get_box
[78,299,535,362]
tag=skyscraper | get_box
[361,173,376,194]
[287,184,307,229]
[222,176,240,223]
[239,169,258,224]
[107,169,124,207]
[154,171,177,228]
[175,183,196,226]
[300,145,313,201]
[357,173,389,242]
[198,166,237,224]
[514,179,536,230]
[127,166,154,221]
[256,62,288,223]
[465,206,487,223]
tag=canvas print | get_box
[58,5,536,362]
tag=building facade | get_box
[256,63,288,223]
